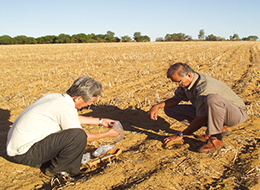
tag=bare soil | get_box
[0,42,259,189]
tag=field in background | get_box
[0,42,259,189]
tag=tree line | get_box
[0,31,150,45]
[0,30,258,45]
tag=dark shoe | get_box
[196,127,230,140]
[42,167,60,178]
[199,137,224,153]
[41,166,79,178]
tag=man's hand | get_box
[101,118,116,128]
[107,128,120,137]
[86,128,120,142]
[164,135,183,144]
[148,105,160,120]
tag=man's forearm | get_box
[183,116,207,135]
[78,116,99,125]
[86,132,108,142]
[85,128,119,142]
[153,97,181,110]
[164,97,181,108]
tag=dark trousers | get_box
[12,128,87,174]
[164,94,248,135]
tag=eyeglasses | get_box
[178,79,183,85]
[174,78,183,85]
[171,75,186,85]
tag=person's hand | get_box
[148,105,160,120]
[107,128,120,137]
[164,135,183,144]
[102,118,116,128]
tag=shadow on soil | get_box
[203,140,259,190]
[0,108,12,159]
[81,105,178,142]
[82,105,207,153]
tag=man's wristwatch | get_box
[99,118,103,126]
[179,131,184,137]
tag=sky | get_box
[0,0,260,41]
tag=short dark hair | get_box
[167,62,195,78]
[66,76,102,101]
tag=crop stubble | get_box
[0,42,259,189]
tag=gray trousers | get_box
[164,94,248,135]
[11,128,87,174]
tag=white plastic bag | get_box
[81,152,92,164]
[111,121,124,142]
[92,144,117,157]
[90,121,124,158]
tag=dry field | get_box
[0,42,259,190]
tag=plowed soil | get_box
[0,42,259,190]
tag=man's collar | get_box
[62,93,75,106]
[187,73,199,90]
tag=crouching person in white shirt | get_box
[6,76,120,178]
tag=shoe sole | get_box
[198,144,224,153]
